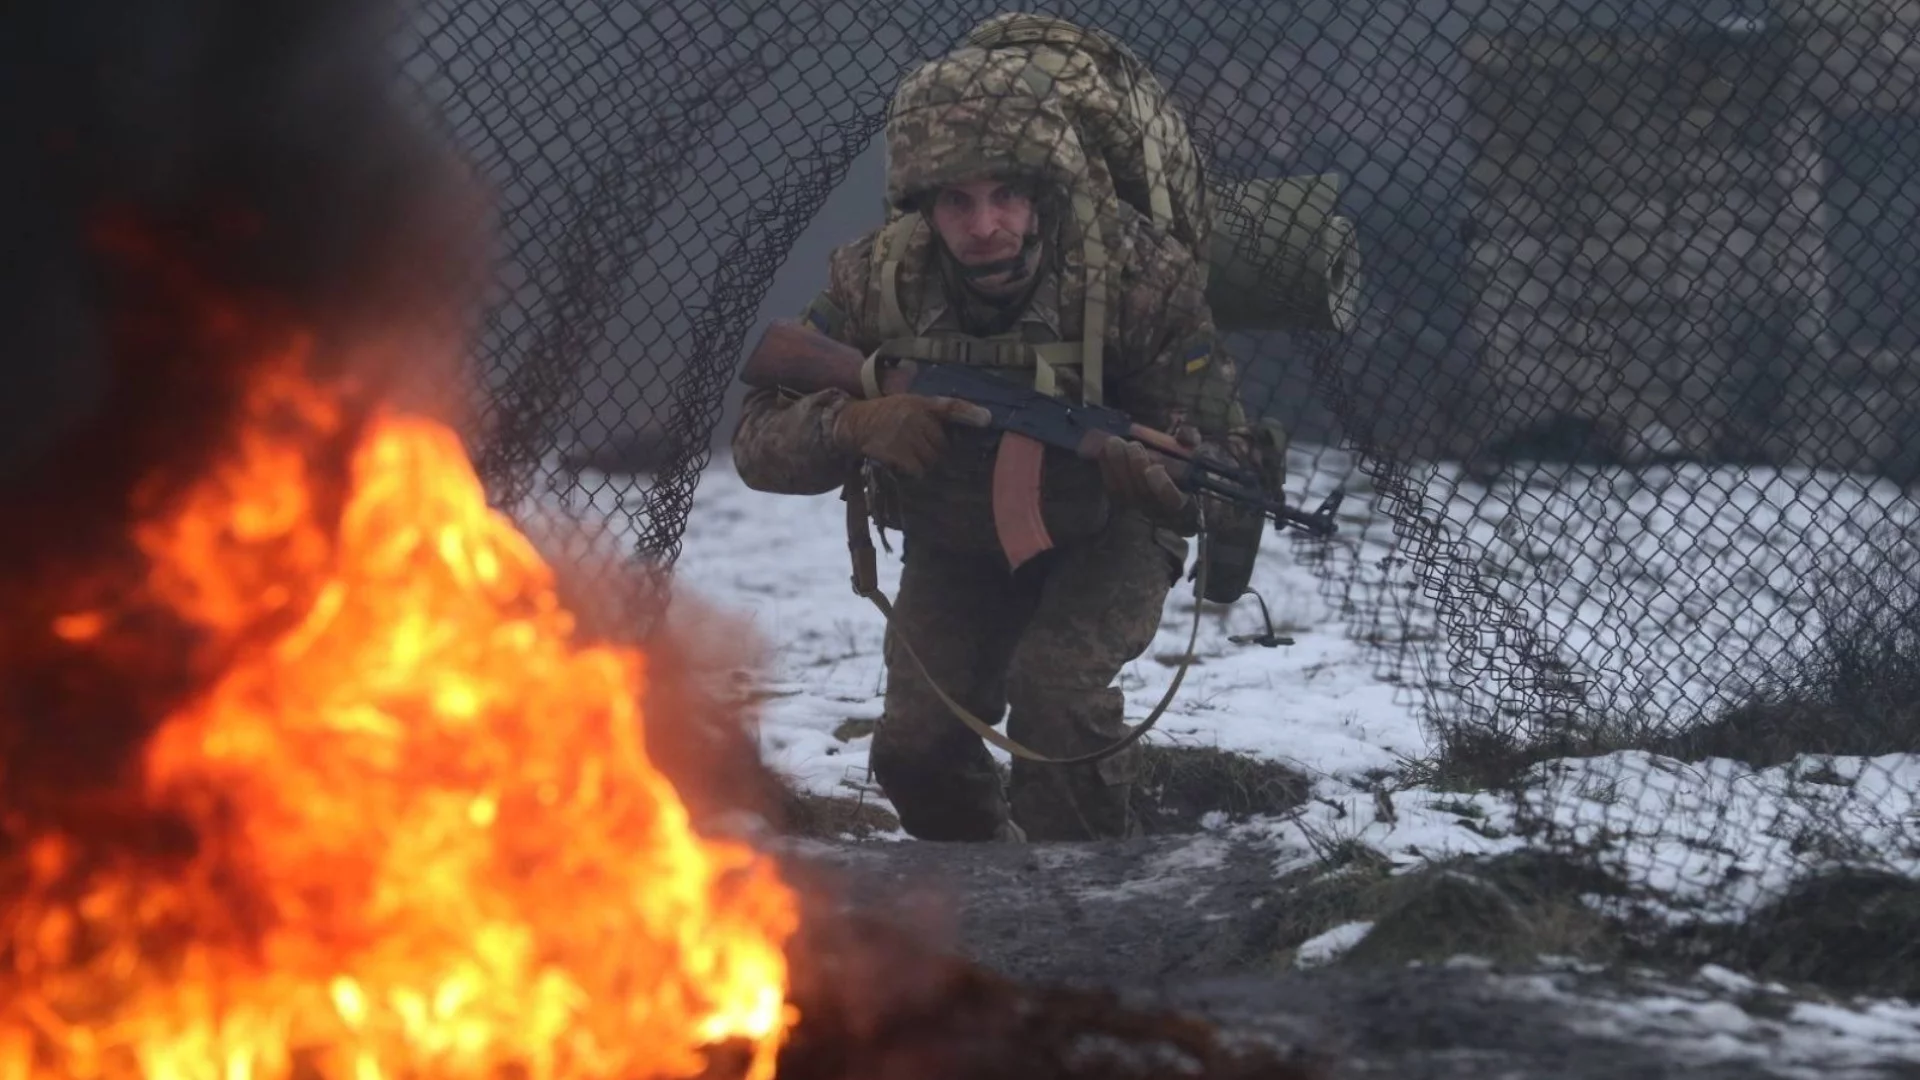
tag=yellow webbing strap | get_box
[1033,352,1057,397]
[1031,342,1083,369]
[1073,190,1108,407]
[876,215,919,340]
[1136,89,1175,227]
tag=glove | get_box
[1098,438,1189,523]
[831,393,992,477]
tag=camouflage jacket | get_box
[730,202,1254,556]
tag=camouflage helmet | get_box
[884,46,1088,214]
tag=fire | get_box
[1,242,798,1079]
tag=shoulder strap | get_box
[873,215,922,340]
[869,204,1107,407]
[1031,342,1080,398]
[1072,190,1109,407]
[1132,83,1176,227]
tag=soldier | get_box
[730,45,1259,842]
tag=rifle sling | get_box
[840,471,1203,767]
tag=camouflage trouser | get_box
[868,510,1184,842]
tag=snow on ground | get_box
[660,441,1439,802]
[1497,960,1920,1079]
[1293,921,1374,968]
[1235,749,1920,921]
[549,443,1920,917]
[534,442,1920,1064]
[1519,750,1920,921]
[1409,456,1920,722]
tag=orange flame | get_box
[5,316,798,1078]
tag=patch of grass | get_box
[1281,853,1920,1001]
[1409,710,1666,793]
[1781,817,1884,867]
[1257,847,1401,969]
[832,717,878,742]
[1260,849,1631,972]
[1661,556,1920,769]
[1344,871,1525,965]
[1657,694,1920,772]
[1711,868,1920,1000]
[1132,744,1312,835]
[775,784,900,840]
[1794,761,1851,787]
[1380,754,1480,796]
[1406,541,1920,787]
[1313,838,1395,875]
[1346,851,1627,969]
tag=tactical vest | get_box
[850,209,1116,552]
[865,192,1110,407]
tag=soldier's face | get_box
[928,178,1035,288]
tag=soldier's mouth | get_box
[960,246,1021,265]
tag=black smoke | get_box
[0,0,487,490]
[0,0,487,802]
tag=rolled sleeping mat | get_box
[1205,173,1362,334]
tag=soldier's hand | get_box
[1099,438,1189,522]
[832,394,992,477]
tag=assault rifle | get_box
[741,318,1341,570]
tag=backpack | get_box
[959,13,1213,277]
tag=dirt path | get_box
[775,832,1920,1079]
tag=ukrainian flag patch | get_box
[801,295,845,337]
[1183,340,1211,374]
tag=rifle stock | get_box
[742,318,912,397]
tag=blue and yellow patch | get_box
[1182,340,1211,375]
[800,294,845,338]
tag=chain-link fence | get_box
[402,0,1920,988]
